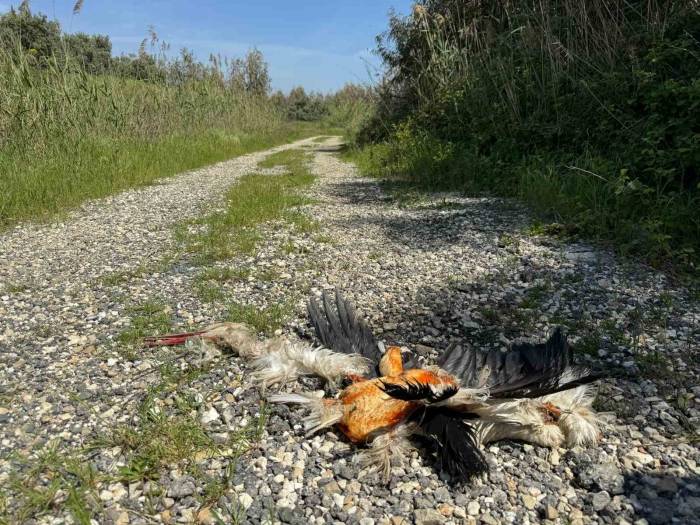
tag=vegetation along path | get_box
[0,137,698,524]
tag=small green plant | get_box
[479,307,500,324]
[6,443,100,524]
[636,351,672,379]
[313,234,335,244]
[226,301,293,335]
[519,283,551,310]
[3,282,29,294]
[257,267,281,282]
[180,149,316,263]
[575,332,602,357]
[117,300,172,347]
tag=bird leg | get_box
[539,402,562,423]
[143,330,207,347]
[356,423,417,482]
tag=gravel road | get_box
[1,136,698,524]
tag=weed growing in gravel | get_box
[118,300,172,347]
[195,281,226,303]
[197,267,251,283]
[312,234,335,245]
[180,149,315,263]
[98,363,267,487]
[574,332,603,357]
[194,267,253,304]
[2,282,29,294]
[519,283,551,310]
[225,301,293,335]
[257,267,281,282]
[5,442,100,524]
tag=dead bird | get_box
[145,290,606,482]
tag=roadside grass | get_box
[5,444,100,525]
[0,35,328,229]
[180,149,316,264]
[0,124,322,230]
[225,301,293,336]
[117,300,172,358]
[3,357,267,523]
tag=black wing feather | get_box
[415,407,488,482]
[307,290,383,376]
[439,327,602,398]
[379,379,458,403]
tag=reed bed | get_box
[0,41,308,227]
[357,0,699,271]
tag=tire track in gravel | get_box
[0,136,318,451]
[1,136,698,524]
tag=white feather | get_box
[252,342,370,386]
[355,422,417,481]
[541,385,602,446]
[267,391,343,435]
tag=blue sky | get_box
[0,1,413,92]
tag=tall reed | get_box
[362,0,699,270]
[0,34,304,226]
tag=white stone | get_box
[200,406,220,424]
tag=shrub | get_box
[359,0,700,271]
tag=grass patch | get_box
[257,148,306,169]
[519,283,551,310]
[226,301,293,336]
[181,149,316,264]
[101,369,267,484]
[2,282,29,294]
[5,443,101,524]
[117,300,172,347]
[313,234,335,245]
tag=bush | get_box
[360,0,700,271]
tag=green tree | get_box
[0,6,61,64]
[64,32,111,74]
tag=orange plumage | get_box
[334,346,459,443]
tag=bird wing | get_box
[412,407,488,481]
[307,289,383,377]
[438,327,603,398]
[378,378,459,404]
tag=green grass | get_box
[117,300,172,349]
[5,443,100,524]
[0,37,324,229]
[101,368,268,484]
[2,282,29,294]
[225,301,293,336]
[1,124,319,229]
[2,357,268,522]
[181,148,316,264]
[350,1,699,273]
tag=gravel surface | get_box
[1,136,698,524]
